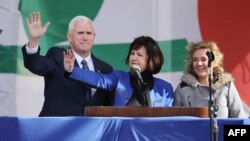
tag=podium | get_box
[85,106,208,118]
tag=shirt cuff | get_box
[25,44,39,54]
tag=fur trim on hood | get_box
[181,73,234,89]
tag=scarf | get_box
[126,71,154,106]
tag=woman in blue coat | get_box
[64,36,173,107]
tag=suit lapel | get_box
[91,54,101,73]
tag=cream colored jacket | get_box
[174,73,248,118]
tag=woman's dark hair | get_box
[125,36,164,74]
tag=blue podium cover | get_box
[0,116,249,141]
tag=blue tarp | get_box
[0,116,249,141]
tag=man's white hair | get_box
[68,15,94,32]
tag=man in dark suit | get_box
[22,11,113,116]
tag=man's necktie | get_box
[81,59,89,70]
[81,59,91,102]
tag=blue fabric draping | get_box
[0,116,249,141]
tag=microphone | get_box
[130,65,144,84]
[187,96,191,107]
[206,51,214,75]
[206,51,214,67]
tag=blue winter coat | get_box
[69,67,173,107]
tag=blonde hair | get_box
[185,41,224,76]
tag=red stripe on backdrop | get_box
[198,0,250,106]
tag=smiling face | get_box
[67,20,95,58]
[129,46,148,72]
[192,48,211,83]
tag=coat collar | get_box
[181,72,234,89]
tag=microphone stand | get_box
[206,51,218,141]
[138,77,148,107]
